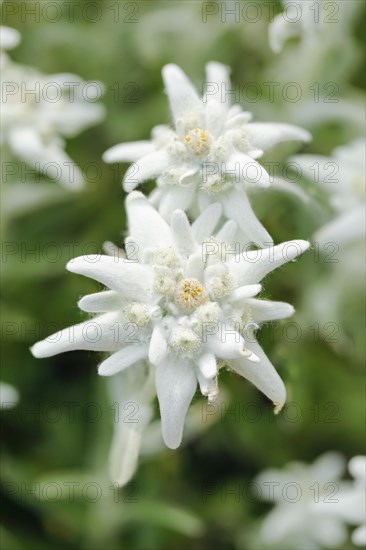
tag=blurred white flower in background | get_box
[344,456,366,546]
[314,455,366,547]
[256,452,360,549]
[1,26,105,190]
[103,62,310,247]
[134,1,268,67]
[292,139,365,247]
[269,0,330,54]
[291,140,365,351]
[31,193,308,452]
[263,0,365,134]
[0,381,19,408]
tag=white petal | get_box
[215,220,238,244]
[148,324,168,366]
[197,189,213,212]
[222,188,274,248]
[349,456,366,481]
[31,312,126,357]
[186,253,204,280]
[158,184,195,221]
[228,284,262,302]
[228,239,310,285]
[103,241,125,259]
[230,339,286,412]
[268,14,301,53]
[67,255,152,299]
[103,141,155,163]
[205,99,227,136]
[260,505,303,543]
[170,210,195,256]
[206,327,245,360]
[109,402,153,487]
[109,365,154,487]
[191,203,222,243]
[352,525,366,546]
[248,299,295,322]
[155,357,197,449]
[98,344,148,376]
[162,64,201,126]
[196,368,218,401]
[126,191,172,251]
[0,382,19,408]
[123,150,170,192]
[313,206,365,247]
[148,186,163,207]
[198,352,217,379]
[225,111,253,130]
[312,451,346,481]
[0,25,21,50]
[7,127,84,190]
[244,123,311,151]
[78,290,124,313]
[204,62,231,102]
[271,176,311,204]
[226,153,271,187]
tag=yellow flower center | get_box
[174,278,208,310]
[184,128,212,158]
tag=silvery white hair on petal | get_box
[31,193,309,452]
[103,62,311,247]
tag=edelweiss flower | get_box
[31,193,309,449]
[292,139,365,247]
[315,456,366,547]
[256,452,350,549]
[1,31,105,189]
[103,62,310,247]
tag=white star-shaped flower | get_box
[103,62,311,247]
[31,193,309,449]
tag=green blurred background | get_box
[1,1,365,548]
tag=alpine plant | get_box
[103,62,311,247]
[31,193,309,449]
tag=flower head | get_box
[103,62,311,247]
[31,193,309,449]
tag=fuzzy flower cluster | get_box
[32,193,308,451]
[32,62,311,485]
